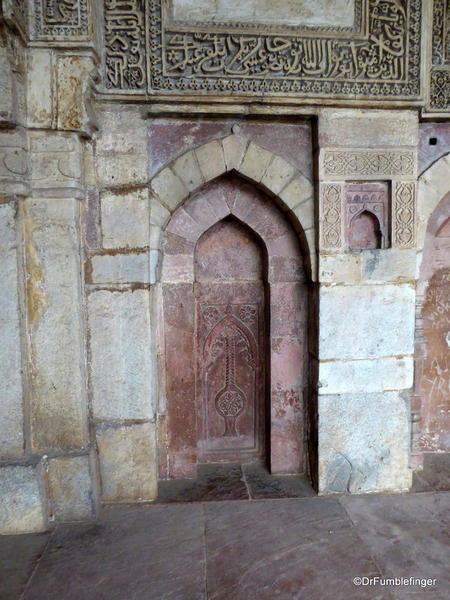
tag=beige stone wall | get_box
[0,1,449,534]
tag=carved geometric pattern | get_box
[430,69,450,111]
[392,181,416,248]
[104,0,147,91]
[322,150,416,179]
[100,0,422,101]
[429,0,450,112]
[321,184,342,249]
[33,0,90,39]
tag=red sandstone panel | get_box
[195,220,266,463]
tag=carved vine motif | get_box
[100,0,422,99]
[321,184,342,249]
[392,181,416,248]
[322,150,416,178]
[33,0,90,39]
[202,304,258,438]
[104,0,147,91]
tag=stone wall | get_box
[0,1,449,534]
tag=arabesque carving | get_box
[33,0,90,39]
[321,184,342,249]
[392,181,416,248]
[100,0,422,101]
[428,0,450,112]
[322,150,416,179]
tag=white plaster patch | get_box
[172,0,355,28]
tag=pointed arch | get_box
[149,133,316,281]
[417,152,450,251]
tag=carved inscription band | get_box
[101,0,422,100]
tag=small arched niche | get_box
[158,175,311,480]
[348,210,382,250]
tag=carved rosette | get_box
[392,181,416,249]
[99,0,422,102]
[320,184,343,250]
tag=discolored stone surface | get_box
[412,453,450,492]
[2,492,449,600]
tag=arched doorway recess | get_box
[158,175,311,480]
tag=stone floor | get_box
[157,462,315,503]
[1,486,449,600]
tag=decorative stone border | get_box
[319,148,418,251]
[148,131,316,280]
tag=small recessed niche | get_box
[429,137,438,146]
[344,182,389,251]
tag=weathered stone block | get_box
[319,109,418,148]
[88,290,154,421]
[319,254,362,284]
[279,176,313,211]
[0,203,24,459]
[221,134,248,171]
[90,253,150,284]
[30,132,82,191]
[195,140,226,181]
[0,466,47,534]
[150,168,187,212]
[172,150,204,192]
[96,422,157,502]
[361,249,417,283]
[319,284,415,359]
[27,49,53,128]
[46,455,96,522]
[101,189,149,249]
[56,55,96,135]
[291,197,315,231]
[319,356,414,395]
[261,155,296,195]
[319,392,412,493]
[96,153,148,187]
[24,200,87,452]
[239,142,273,183]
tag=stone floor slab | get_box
[23,504,205,600]
[204,497,390,600]
[242,463,315,499]
[0,532,49,600]
[340,493,450,599]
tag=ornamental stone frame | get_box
[148,133,316,481]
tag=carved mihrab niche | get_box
[102,0,422,101]
[32,0,90,40]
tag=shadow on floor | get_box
[156,462,315,503]
[412,453,450,493]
